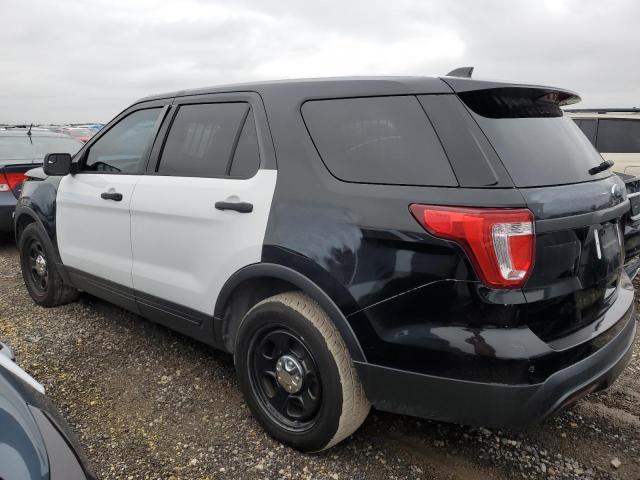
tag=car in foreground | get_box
[0,130,83,232]
[0,342,95,479]
[14,73,637,452]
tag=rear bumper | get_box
[0,191,17,232]
[355,303,636,428]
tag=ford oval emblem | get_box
[611,184,624,199]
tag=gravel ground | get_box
[0,236,639,480]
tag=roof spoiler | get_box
[446,66,474,78]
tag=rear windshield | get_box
[0,135,82,160]
[459,88,609,187]
[302,96,458,187]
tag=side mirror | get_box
[43,153,72,176]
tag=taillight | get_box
[0,171,27,194]
[409,204,535,289]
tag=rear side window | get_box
[302,96,457,186]
[572,118,597,146]
[158,103,252,177]
[597,119,640,153]
[459,88,609,187]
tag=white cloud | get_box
[0,0,638,123]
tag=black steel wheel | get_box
[235,292,369,452]
[25,237,49,295]
[19,223,78,307]
[249,327,323,431]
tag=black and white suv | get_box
[14,74,637,452]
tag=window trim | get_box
[148,96,266,180]
[75,105,169,176]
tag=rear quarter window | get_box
[301,96,458,186]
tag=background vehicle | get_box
[0,130,83,232]
[15,75,637,452]
[0,342,95,479]
[60,127,94,144]
[567,108,640,175]
[567,109,640,265]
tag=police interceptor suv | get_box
[14,72,637,452]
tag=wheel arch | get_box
[214,263,367,363]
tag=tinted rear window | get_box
[302,96,457,186]
[158,103,248,177]
[459,89,609,187]
[597,119,640,153]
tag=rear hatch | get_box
[445,81,629,342]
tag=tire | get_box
[235,291,370,452]
[19,223,78,307]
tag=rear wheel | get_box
[235,291,369,452]
[19,223,78,307]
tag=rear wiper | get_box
[589,159,614,175]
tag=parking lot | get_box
[0,235,638,480]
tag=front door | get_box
[57,107,165,301]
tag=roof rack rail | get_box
[446,66,474,78]
[564,107,640,113]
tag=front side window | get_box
[597,119,640,153]
[83,108,161,173]
[157,103,251,177]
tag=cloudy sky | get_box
[1,0,639,123]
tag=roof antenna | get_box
[446,66,474,78]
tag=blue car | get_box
[0,342,95,480]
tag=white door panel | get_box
[130,169,277,314]
[57,173,140,287]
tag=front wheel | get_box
[235,292,370,452]
[19,223,78,307]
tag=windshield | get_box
[459,88,609,187]
[0,135,82,160]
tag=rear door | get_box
[57,104,166,302]
[129,93,277,330]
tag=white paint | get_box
[57,173,141,287]
[129,169,277,315]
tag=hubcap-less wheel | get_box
[249,328,322,431]
[27,239,48,294]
